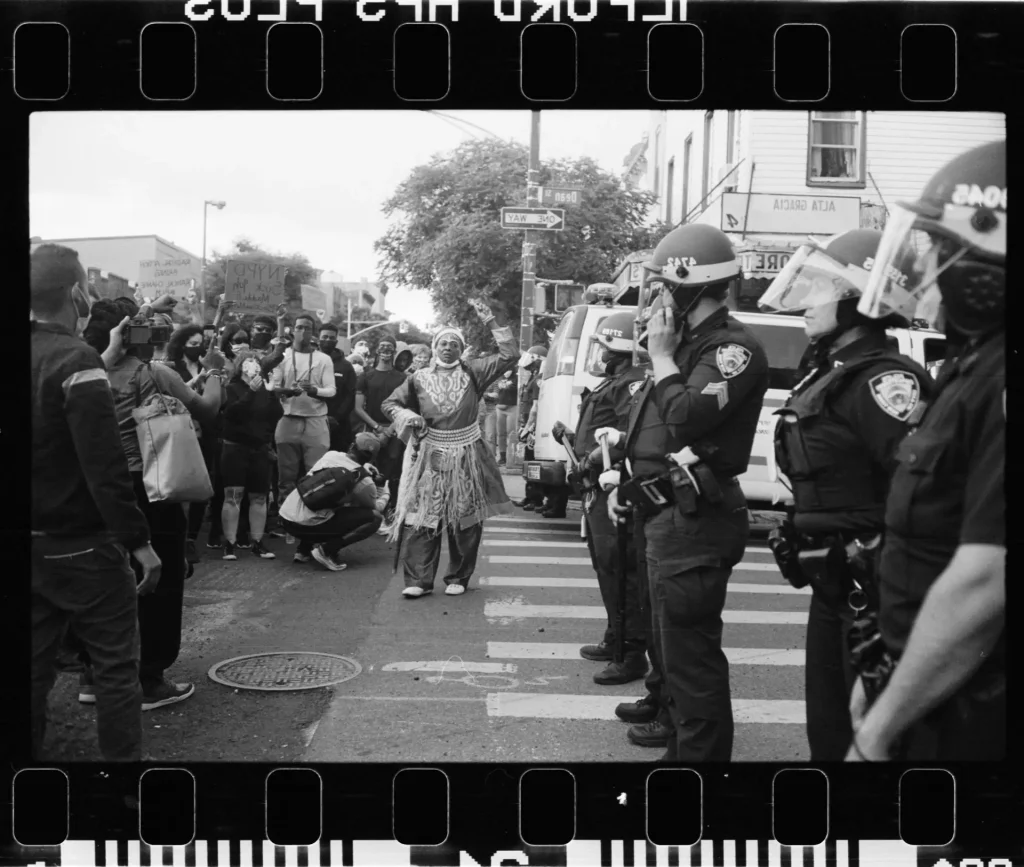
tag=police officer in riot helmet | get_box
[551,308,649,685]
[604,223,769,761]
[757,228,936,761]
[846,140,1005,761]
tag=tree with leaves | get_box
[375,137,671,349]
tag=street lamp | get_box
[202,199,226,310]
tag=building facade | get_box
[29,234,203,301]
[638,110,1006,310]
[319,272,388,319]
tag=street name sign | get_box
[501,207,566,231]
[540,186,584,206]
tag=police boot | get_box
[594,651,648,685]
[579,642,614,662]
[627,719,674,748]
[615,693,659,723]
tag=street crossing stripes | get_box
[488,642,805,666]
[479,576,809,593]
[487,693,806,723]
[484,602,807,624]
[51,838,919,866]
[473,516,808,734]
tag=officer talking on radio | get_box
[603,224,769,762]
[847,139,1006,761]
[551,304,648,687]
[757,228,935,761]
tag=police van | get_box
[525,300,946,510]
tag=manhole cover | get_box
[208,652,361,692]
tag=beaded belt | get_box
[423,423,482,450]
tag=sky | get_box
[29,110,652,329]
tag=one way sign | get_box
[501,207,565,231]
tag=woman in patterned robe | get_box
[382,302,520,598]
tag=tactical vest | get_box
[775,349,921,518]
[627,379,678,478]
[573,378,613,459]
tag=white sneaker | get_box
[402,586,432,598]
[312,545,347,572]
[444,584,466,596]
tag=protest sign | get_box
[223,260,287,315]
[137,257,200,298]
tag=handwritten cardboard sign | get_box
[223,260,287,314]
[137,257,199,298]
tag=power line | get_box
[425,110,505,141]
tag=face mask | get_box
[232,342,249,353]
[320,339,337,353]
[251,332,272,349]
[184,346,203,361]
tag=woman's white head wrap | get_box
[432,326,466,369]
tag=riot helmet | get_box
[858,139,1005,337]
[584,310,641,377]
[758,229,917,341]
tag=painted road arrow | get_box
[500,207,566,231]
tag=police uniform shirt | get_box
[573,365,647,460]
[777,330,934,535]
[625,306,769,479]
[879,330,1005,660]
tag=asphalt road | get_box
[39,476,808,763]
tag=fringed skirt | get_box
[386,423,514,542]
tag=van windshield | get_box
[743,323,810,391]
[541,306,587,380]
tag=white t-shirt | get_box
[270,348,337,416]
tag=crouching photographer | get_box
[278,433,389,573]
[74,299,224,711]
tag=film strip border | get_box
[15,838,1013,867]
[1,1,1019,106]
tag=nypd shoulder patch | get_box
[629,380,644,397]
[868,370,921,422]
[716,344,753,379]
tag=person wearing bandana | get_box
[382,301,520,598]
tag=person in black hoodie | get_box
[219,350,284,560]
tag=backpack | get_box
[295,464,363,511]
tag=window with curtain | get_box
[807,111,865,185]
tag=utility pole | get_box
[519,111,542,356]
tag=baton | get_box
[598,431,628,666]
[392,427,427,575]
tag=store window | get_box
[807,111,866,188]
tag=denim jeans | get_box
[496,405,517,457]
[32,537,142,761]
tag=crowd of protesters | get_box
[30,242,476,759]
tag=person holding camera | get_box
[278,433,390,571]
[757,229,935,761]
[31,244,160,761]
[83,298,224,711]
[269,313,337,530]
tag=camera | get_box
[124,315,172,347]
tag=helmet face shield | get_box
[758,244,865,315]
[857,204,930,324]
[583,339,612,377]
